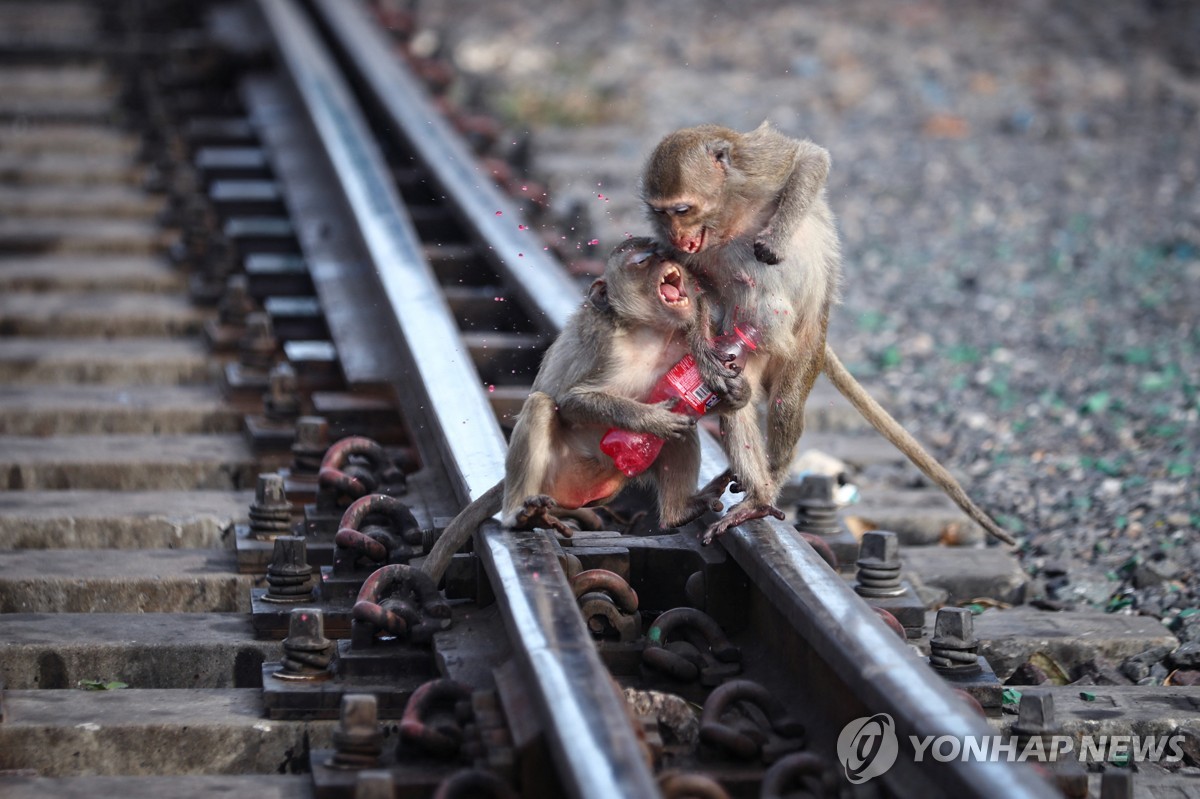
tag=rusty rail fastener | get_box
[334,494,424,573]
[351,564,451,645]
[399,678,473,758]
[571,569,641,643]
[318,436,406,509]
[327,694,384,770]
[248,473,293,540]
[275,607,334,681]
[794,473,839,535]
[263,535,315,603]
[760,752,830,799]
[699,679,806,762]
[643,607,740,684]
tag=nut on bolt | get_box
[929,607,982,675]
[328,694,384,770]
[248,472,293,540]
[854,531,904,598]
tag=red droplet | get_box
[495,210,503,215]
[518,224,528,230]
[588,239,599,246]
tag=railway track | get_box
[0,2,1194,798]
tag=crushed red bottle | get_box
[600,324,760,477]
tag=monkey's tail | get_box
[822,345,1017,546]
[421,480,505,583]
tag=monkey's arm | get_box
[557,386,697,439]
[822,346,1016,546]
[754,140,831,265]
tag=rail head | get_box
[311,0,581,336]
[255,0,507,504]
[476,520,662,799]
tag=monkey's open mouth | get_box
[659,264,688,306]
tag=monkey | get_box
[420,237,744,582]
[642,121,1015,547]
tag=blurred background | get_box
[403,0,1198,617]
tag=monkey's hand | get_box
[753,235,784,265]
[642,399,699,439]
[694,347,752,411]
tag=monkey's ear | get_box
[587,278,610,312]
[708,139,732,170]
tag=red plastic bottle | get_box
[600,324,761,477]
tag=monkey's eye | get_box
[630,250,655,265]
[647,204,666,215]
[673,204,691,215]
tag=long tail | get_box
[822,345,1016,546]
[421,480,505,582]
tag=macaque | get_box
[643,122,1014,546]
[421,238,740,582]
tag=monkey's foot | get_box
[753,238,783,265]
[701,501,786,546]
[514,495,575,538]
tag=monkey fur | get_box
[421,237,741,582]
[643,121,1014,546]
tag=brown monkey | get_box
[421,238,740,582]
[643,122,1015,546]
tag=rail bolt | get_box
[699,679,806,763]
[793,473,839,535]
[238,312,278,374]
[854,531,904,598]
[291,416,330,475]
[277,607,334,680]
[328,694,384,770]
[263,361,300,422]
[351,564,451,645]
[248,472,293,540]
[399,678,473,758]
[263,535,315,603]
[929,607,982,676]
[643,607,740,685]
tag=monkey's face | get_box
[645,200,713,256]
[605,241,696,329]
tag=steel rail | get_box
[261,2,1057,797]
[255,0,505,506]
[696,447,1058,799]
[310,0,581,336]
[253,1,662,797]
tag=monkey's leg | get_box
[513,495,575,538]
[651,432,722,528]
[703,404,785,544]
[500,391,557,525]
[763,343,825,487]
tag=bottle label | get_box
[664,355,718,415]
